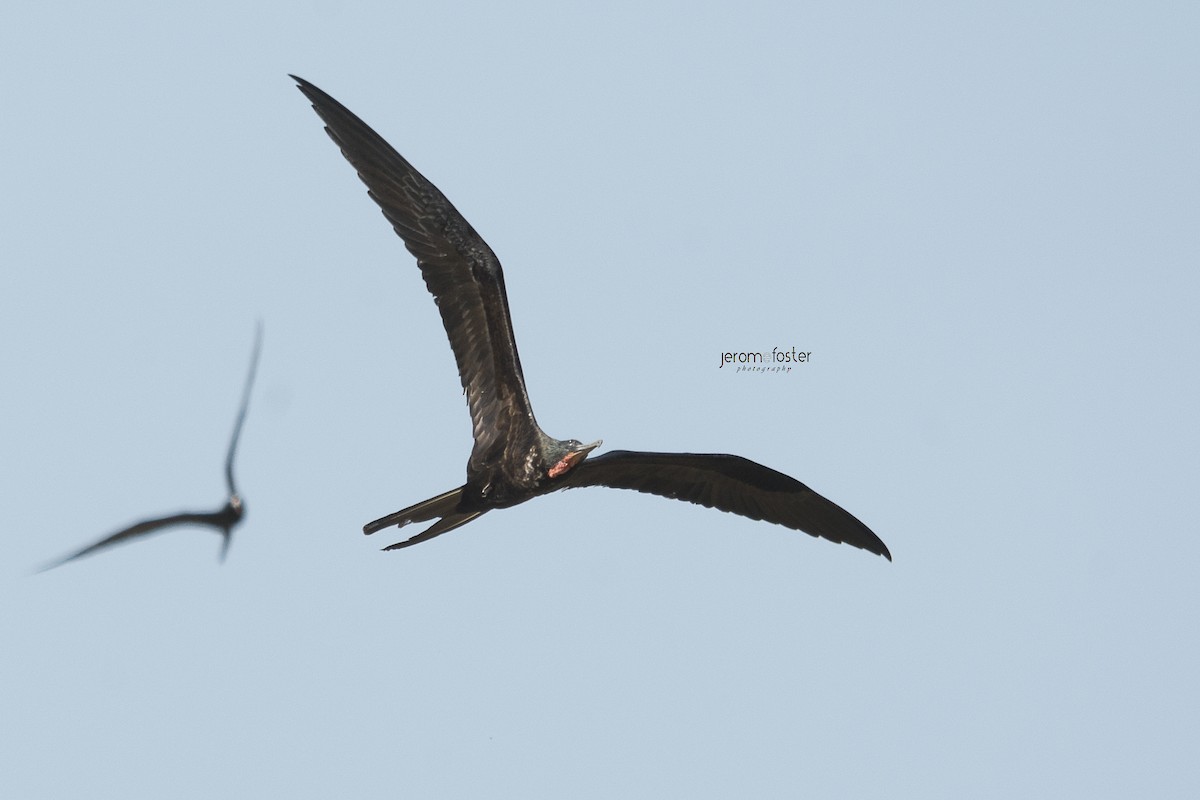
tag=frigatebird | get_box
[41,323,263,570]
[292,76,890,560]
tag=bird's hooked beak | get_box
[549,440,602,478]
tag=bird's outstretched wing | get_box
[562,450,891,559]
[38,506,240,572]
[291,76,539,471]
[225,320,263,497]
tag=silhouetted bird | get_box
[41,323,263,570]
[292,76,890,560]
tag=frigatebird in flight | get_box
[292,76,890,560]
[41,323,263,570]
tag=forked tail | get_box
[363,486,465,535]
[363,486,490,551]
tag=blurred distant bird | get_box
[41,323,263,571]
[292,76,890,560]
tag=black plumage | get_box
[293,76,890,560]
[41,323,263,570]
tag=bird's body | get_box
[293,76,890,560]
[41,324,262,570]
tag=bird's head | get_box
[547,438,602,479]
[226,494,245,523]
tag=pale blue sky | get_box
[3,2,1198,797]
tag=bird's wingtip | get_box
[33,558,67,575]
[290,74,319,93]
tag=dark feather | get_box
[381,511,488,551]
[291,76,538,474]
[224,320,263,497]
[562,451,890,559]
[39,504,242,572]
[363,486,464,535]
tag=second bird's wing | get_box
[40,510,234,571]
